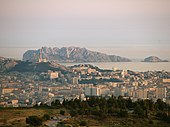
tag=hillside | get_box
[10,61,69,73]
[0,56,19,72]
[0,56,70,73]
[23,47,131,62]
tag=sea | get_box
[60,62,170,72]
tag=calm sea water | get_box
[60,62,170,72]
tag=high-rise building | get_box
[85,87,101,96]
[155,87,166,100]
[136,89,148,99]
[100,87,110,96]
[72,77,79,85]
[114,87,121,97]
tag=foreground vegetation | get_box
[1,96,170,127]
[0,108,62,127]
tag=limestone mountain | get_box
[23,47,131,62]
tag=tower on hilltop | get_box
[38,47,47,63]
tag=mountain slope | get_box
[0,56,70,73]
[23,47,131,62]
[0,56,19,72]
[10,61,69,73]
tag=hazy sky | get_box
[0,0,170,59]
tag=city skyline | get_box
[0,0,170,59]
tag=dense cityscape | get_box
[1,50,170,127]
[1,58,170,108]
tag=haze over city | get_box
[0,0,170,59]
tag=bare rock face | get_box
[23,47,131,62]
[143,56,168,62]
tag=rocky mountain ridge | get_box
[23,47,131,62]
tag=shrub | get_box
[42,114,50,121]
[80,120,87,126]
[60,110,65,115]
[118,109,128,117]
[26,116,42,126]
[70,110,78,117]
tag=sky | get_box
[0,0,170,59]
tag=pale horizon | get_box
[0,0,170,59]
